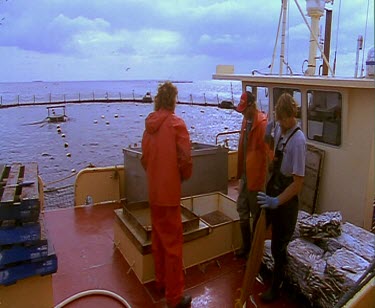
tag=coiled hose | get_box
[54,289,132,308]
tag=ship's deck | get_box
[44,182,309,308]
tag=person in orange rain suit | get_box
[235,91,272,259]
[141,82,193,308]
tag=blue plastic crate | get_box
[0,223,41,246]
[0,207,40,222]
[0,240,48,269]
[0,244,57,286]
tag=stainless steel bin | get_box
[123,142,228,202]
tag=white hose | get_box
[54,289,132,308]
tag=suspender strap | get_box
[283,127,300,149]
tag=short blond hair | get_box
[154,82,178,111]
[275,93,298,120]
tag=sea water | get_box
[0,80,244,187]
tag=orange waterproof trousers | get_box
[150,204,184,306]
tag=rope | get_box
[270,2,284,74]
[286,0,290,74]
[43,171,77,187]
[333,0,342,75]
[44,183,73,193]
[360,0,371,77]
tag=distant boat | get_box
[158,80,193,84]
[142,92,153,102]
[218,100,235,109]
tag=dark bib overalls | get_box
[265,127,300,289]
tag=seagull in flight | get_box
[125,67,131,71]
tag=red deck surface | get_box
[44,199,308,308]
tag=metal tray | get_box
[122,200,200,242]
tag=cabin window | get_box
[307,90,342,146]
[245,86,270,114]
[273,88,302,125]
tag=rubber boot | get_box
[235,220,251,259]
[260,269,282,302]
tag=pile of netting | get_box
[43,184,75,209]
[263,210,375,307]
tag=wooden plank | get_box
[0,274,54,308]
[0,164,6,182]
[1,163,21,205]
[299,145,325,214]
[20,162,39,207]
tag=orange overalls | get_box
[141,109,192,306]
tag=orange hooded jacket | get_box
[141,109,192,206]
[237,110,272,191]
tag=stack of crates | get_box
[0,162,57,286]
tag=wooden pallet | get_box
[0,163,40,221]
[0,242,57,286]
[0,217,48,268]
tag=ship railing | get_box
[215,130,240,149]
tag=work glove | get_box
[265,120,275,138]
[257,192,279,209]
[265,120,275,145]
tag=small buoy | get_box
[61,133,66,138]
[66,153,71,157]
[64,142,69,148]
[139,114,143,117]
[224,126,228,130]
[114,114,119,118]
[134,143,138,147]
[56,125,60,129]
[200,110,204,113]
[191,125,195,129]
[71,169,76,173]
[106,121,110,125]
[182,111,185,114]
[101,115,105,119]
[94,120,98,124]
[57,128,62,134]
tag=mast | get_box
[279,0,288,75]
[322,8,332,76]
[305,0,325,76]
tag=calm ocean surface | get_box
[0,80,245,188]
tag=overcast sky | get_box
[1,0,373,82]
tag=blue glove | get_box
[265,120,275,138]
[257,192,279,209]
